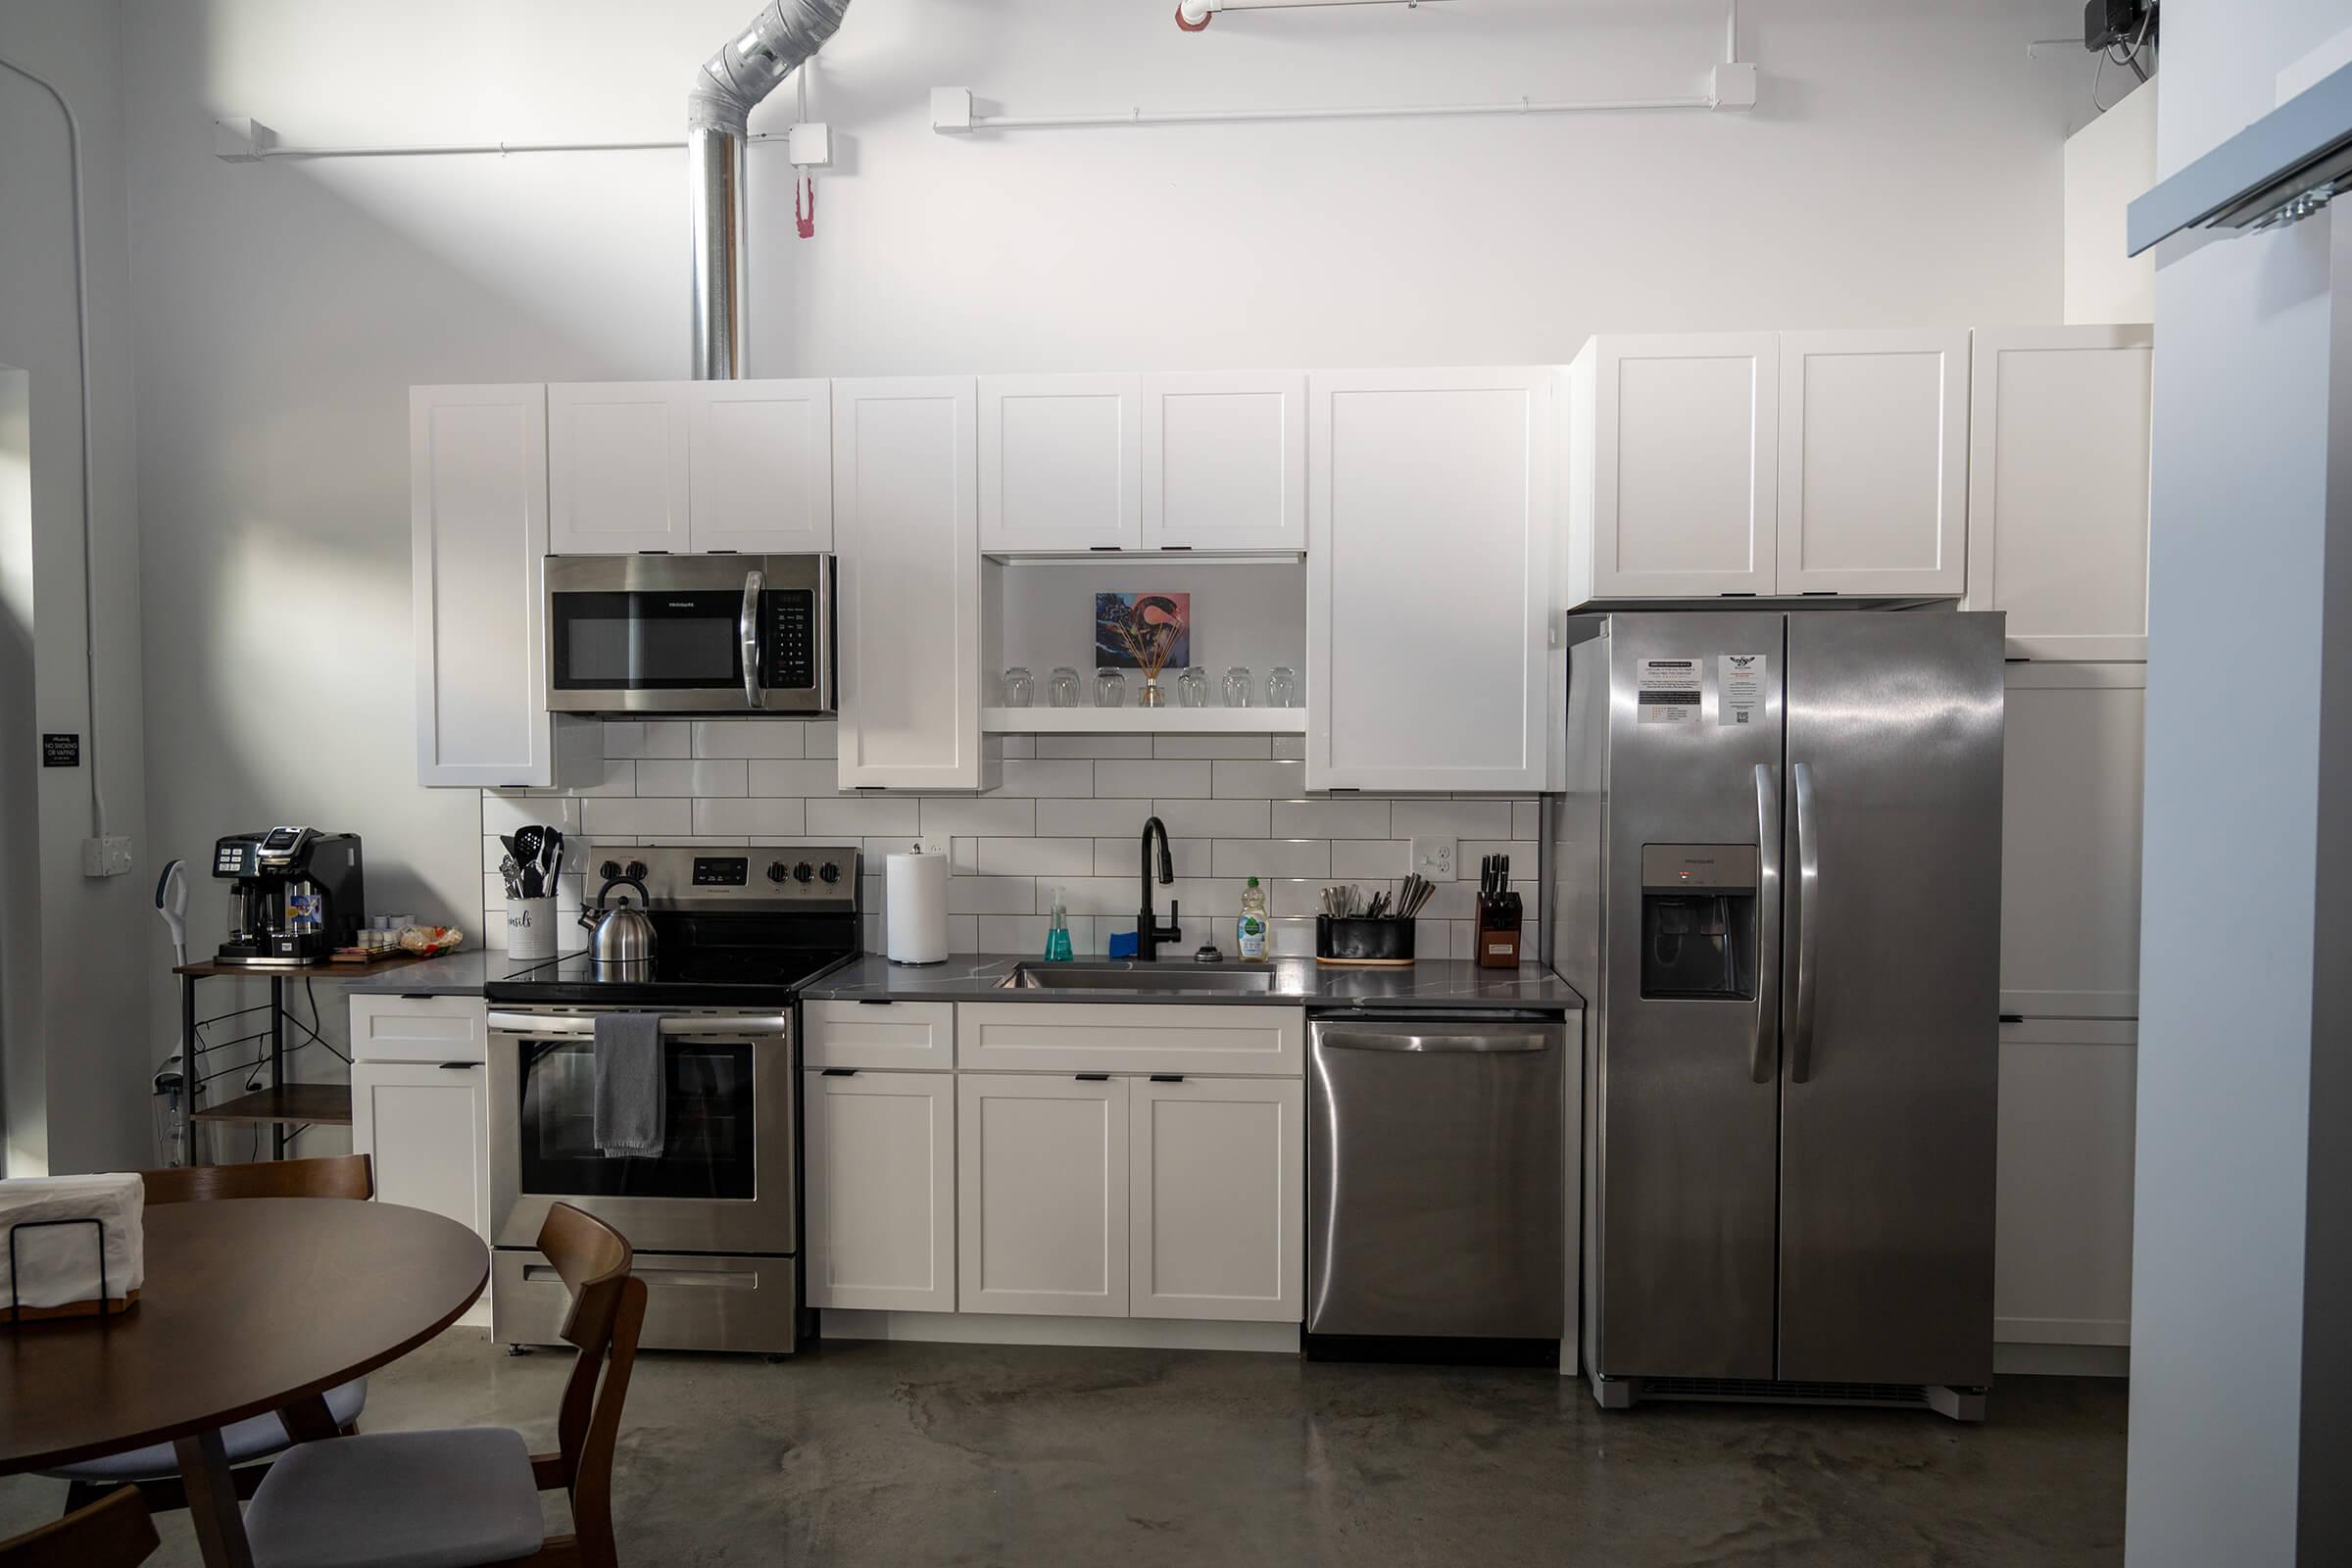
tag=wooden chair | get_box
[45,1156,376,1516]
[1,1487,158,1568]
[241,1201,647,1568]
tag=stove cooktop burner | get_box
[484,948,857,1007]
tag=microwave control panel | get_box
[763,589,816,691]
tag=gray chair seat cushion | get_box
[42,1378,368,1482]
[244,1426,543,1568]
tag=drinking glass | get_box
[1223,666,1253,708]
[1177,667,1209,708]
[1095,667,1128,708]
[1049,666,1082,708]
[1003,667,1035,708]
[1267,665,1298,709]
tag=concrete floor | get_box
[2,1330,2127,1566]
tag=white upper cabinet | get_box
[1142,371,1307,553]
[2002,662,2145,1020]
[1308,367,1554,792]
[687,378,833,554]
[1565,333,1779,603]
[979,373,1145,553]
[548,381,692,554]
[1776,330,1970,596]
[411,384,593,789]
[1965,325,2154,660]
[833,377,990,790]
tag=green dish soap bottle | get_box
[1238,876,1269,961]
[1044,886,1075,962]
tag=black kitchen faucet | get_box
[1137,816,1182,960]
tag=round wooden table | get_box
[0,1198,488,1567]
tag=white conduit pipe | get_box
[0,52,109,846]
[964,94,1713,130]
[236,134,787,161]
[1178,0,1451,28]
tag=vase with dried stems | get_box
[1117,598,1183,709]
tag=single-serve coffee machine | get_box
[212,827,365,966]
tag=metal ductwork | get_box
[689,0,851,378]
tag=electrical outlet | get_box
[1411,837,1456,881]
[916,836,951,859]
[81,835,132,878]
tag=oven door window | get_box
[549,590,744,692]
[515,1039,757,1199]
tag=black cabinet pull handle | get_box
[1149,1074,1184,1083]
[1998,1014,2024,1025]
[857,999,895,1006]
[437,1061,475,1071]
[1075,1073,1110,1082]
[821,1067,858,1077]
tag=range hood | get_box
[2129,58,2352,254]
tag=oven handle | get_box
[488,1011,790,1040]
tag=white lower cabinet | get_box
[1129,1076,1304,1323]
[804,1070,956,1312]
[1995,1018,2137,1348]
[349,995,491,1327]
[957,1073,1130,1317]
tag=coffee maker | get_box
[212,827,365,965]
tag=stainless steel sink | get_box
[999,963,1279,994]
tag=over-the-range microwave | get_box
[545,554,834,714]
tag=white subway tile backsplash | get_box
[947,876,1040,915]
[1212,760,1306,799]
[581,797,690,837]
[919,798,1035,837]
[977,838,1096,877]
[691,797,808,836]
[604,721,692,760]
[1271,799,1392,839]
[1150,799,1270,838]
[476,722,1542,961]
[1391,800,1514,839]
[522,759,635,798]
[637,759,748,798]
[1096,760,1207,798]
[995,760,1094,797]
[748,760,844,798]
[693,720,805,760]
[1153,735,1273,760]
[808,797,921,836]
[1214,839,1329,878]
[1035,735,1153,760]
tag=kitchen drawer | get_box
[803,1000,956,1070]
[955,1003,1303,1077]
[348,994,490,1064]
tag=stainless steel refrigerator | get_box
[1544,611,2004,1421]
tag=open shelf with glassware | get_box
[981,557,1307,733]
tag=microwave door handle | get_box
[740,567,765,710]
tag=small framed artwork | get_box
[1095,592,1190,670]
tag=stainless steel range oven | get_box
[545,553,833,714]
[481,840,863,1356]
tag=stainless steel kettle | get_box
[579,875,657,976]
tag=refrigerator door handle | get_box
[1789,760,1820,1083]
[1751,762,1780,1085]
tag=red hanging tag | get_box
[795,174,816,239]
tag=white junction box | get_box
[787,122,832,169]
[81,835,133,878]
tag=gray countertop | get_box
[799,955,1583,1010]
[339,950,557,996]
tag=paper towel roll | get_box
[885,850,950,965]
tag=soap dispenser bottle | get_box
[1044,887,1075,962]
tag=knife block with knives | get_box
[1475,853,1522,969]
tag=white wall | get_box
[0,0,155,1174]
[2130,3,2352,1564]
[112,0,2083,1116]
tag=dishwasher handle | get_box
[1313,1023,1559,1055]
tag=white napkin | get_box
[0,1173,146,1309]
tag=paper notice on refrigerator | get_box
[1637,658,1703,724]
[1717,654,1768,727]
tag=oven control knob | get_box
[766,861,788,884]
[792,861,814,884]
[598,859,621,881]
[625,859,648,880]
[818,862,842,885]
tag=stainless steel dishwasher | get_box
[1306,1013,1566,1356]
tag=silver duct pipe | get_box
[688,0,852,379]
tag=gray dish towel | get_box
[592,1012,665,1159]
